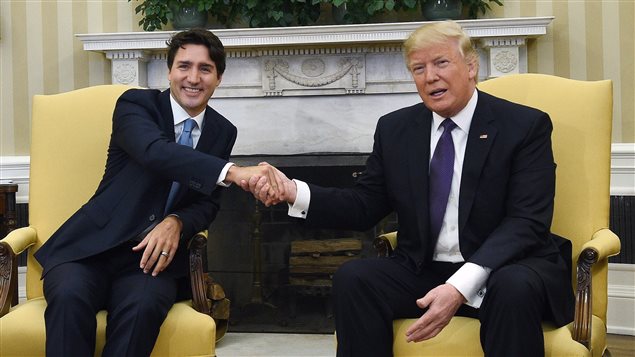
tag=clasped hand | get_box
[230,162,296,206]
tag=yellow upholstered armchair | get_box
[0,85,228,356]
[374,74,621,357]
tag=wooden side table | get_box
[0,183,18,238]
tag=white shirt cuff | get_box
[217,162,234,187]
[446,262,491,308]
[288,179,310,219]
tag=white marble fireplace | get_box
[78,17,553,156]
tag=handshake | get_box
[226,162,296,206]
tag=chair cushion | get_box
[392,316,598,357]
[0,298,216,357]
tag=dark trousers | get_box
[42,241,178,357]
[332,255,549,357]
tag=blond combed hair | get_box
[404,21,479,74]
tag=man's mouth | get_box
[430,89,447,97]
[184,87,202,93]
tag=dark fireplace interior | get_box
[206,154,397,333]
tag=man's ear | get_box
[467,60,478,81]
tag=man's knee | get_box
[43,265,102,308]
[485,264,545,309]
[333,259,374,292]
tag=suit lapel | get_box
[195,106,221,153]
[159,90,176,142]
[407,105,432,254]
[458,91,497,233]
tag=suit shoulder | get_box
[378,102,427,126]
[118,88,162,102]
[206,106,237,133]
[115,88,163,113]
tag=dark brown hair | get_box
[166,28,226,76]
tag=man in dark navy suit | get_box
[35,29,278,357]
[245,21,574,357]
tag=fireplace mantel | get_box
[77,17,553,156]
[78,17,553,92]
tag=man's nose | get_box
[187,69,200,83]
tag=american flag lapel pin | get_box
[479,134,488,139]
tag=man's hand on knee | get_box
[405,283,466,343]
[132,215,182,276]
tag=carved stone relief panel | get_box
[262,55,366,96]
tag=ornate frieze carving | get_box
[263,56,365,96]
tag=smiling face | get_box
[168,44,222,117]
[408,40,477,118]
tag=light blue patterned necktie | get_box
[165,118,196,214]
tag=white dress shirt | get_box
[288,89,490,308]
[169,95,233,186]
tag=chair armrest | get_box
[0,227,36,317]
[373,231,397,257]
[1,227,37,255]
[572,228,621,348]
[187,230,230,341]
[581,228,621,261]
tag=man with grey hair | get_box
[244,21,574,357]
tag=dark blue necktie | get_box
[165,118,195,214]
[429,118,457,239]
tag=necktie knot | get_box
[177,118,195,147]
[440,118,457,133]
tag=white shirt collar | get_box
[431,89,478,135]
[169,93,206,130]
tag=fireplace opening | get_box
[207,154,398,333]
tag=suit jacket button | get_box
[149,214,156,222]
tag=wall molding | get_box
[1,144,633,202]
[0,155,30,203]
[611,143,635,196]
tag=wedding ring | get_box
[160,251,169,258]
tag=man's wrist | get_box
[224,164,241,184]
[165,213,183,231]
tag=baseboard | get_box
[607,263,635,335]
[611,143,635,196]
[18,266,27,303]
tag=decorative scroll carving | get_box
[188,232,230,341]
[189,232,210,315]
[373,235,393,258]
[572,247,599,348]
[0,241,17,317]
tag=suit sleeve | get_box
[172,126,237,240]
[304,118,393,231]
[111,90,228,196]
